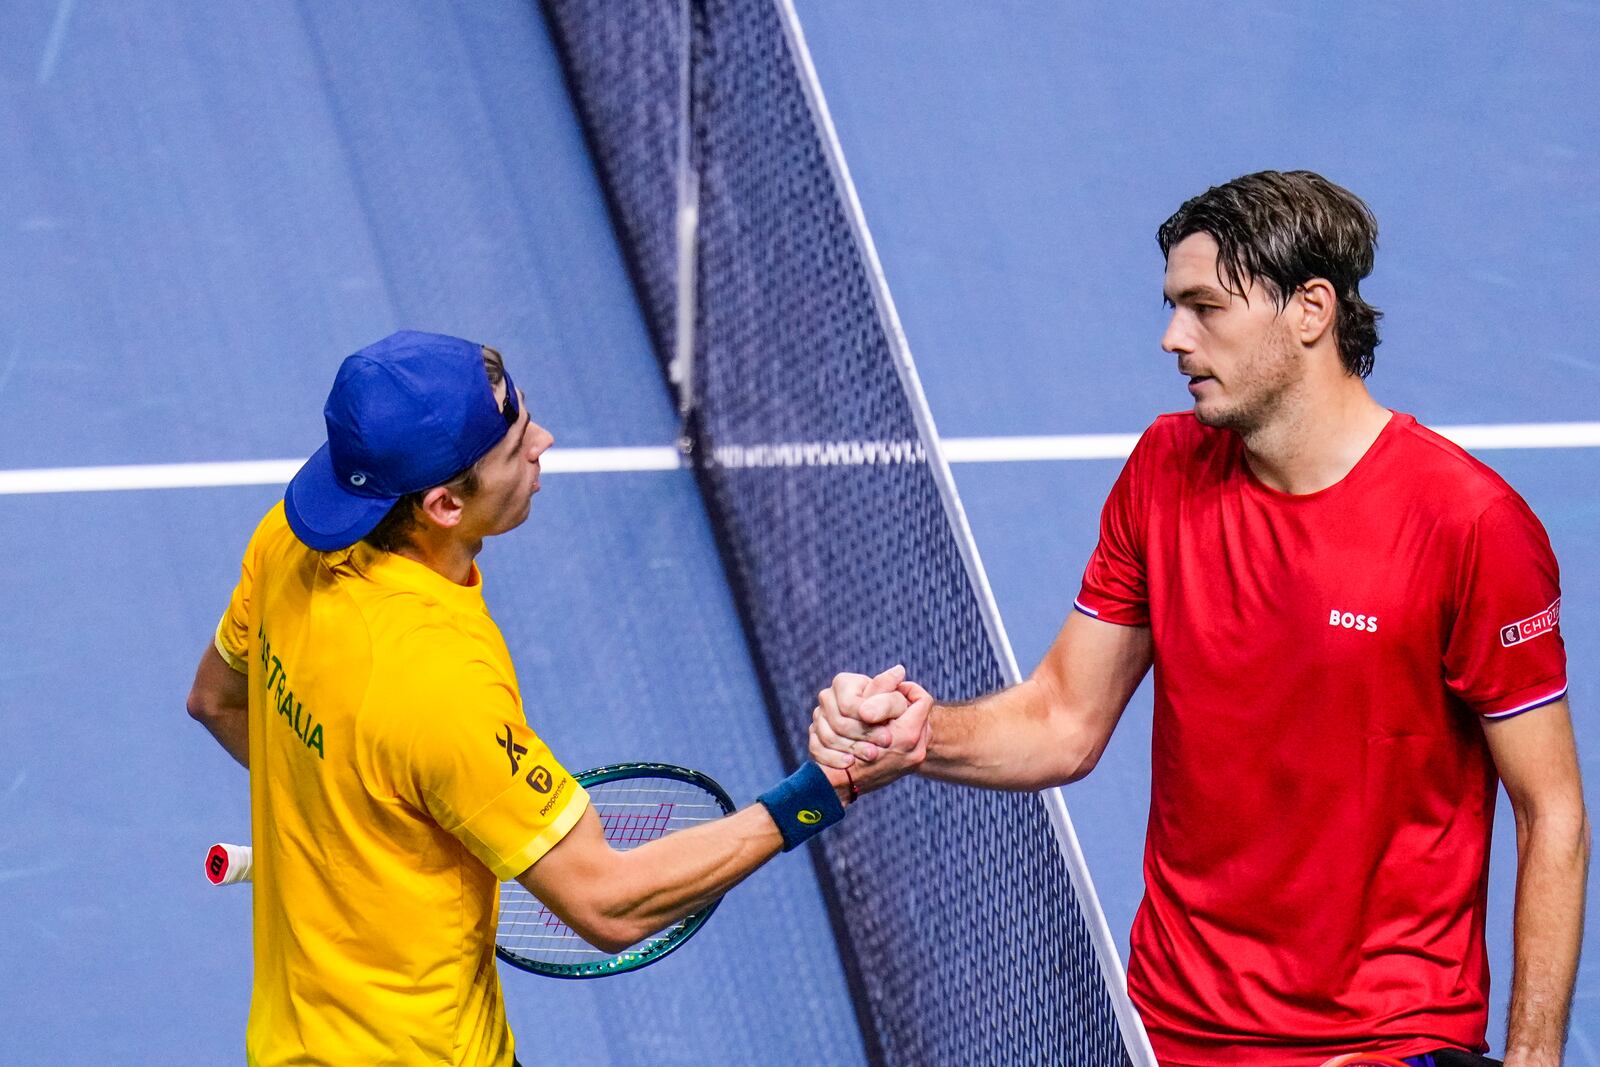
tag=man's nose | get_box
[529,426,554,458]
[1161,312,1191,355]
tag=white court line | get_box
[944,421,1600,462]
[943,434,1141,462]
[2,423,1597,495]
[1430,422,1600,451]
[0,447,682,495]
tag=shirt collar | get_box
[328,541,487,611]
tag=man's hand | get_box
[809,665,933,794]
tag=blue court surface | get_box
[2,1,1595,1063]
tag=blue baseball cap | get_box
[284,330,518,551]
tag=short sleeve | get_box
[1443,495,1567,718]
[214,505,280,673]
[1076,427,1154,626]
[395,666,588,880]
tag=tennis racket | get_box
[206,761,736,979]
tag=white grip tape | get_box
[205,842,253,886]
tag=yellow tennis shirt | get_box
[215,503,588,1067]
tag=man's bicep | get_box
[1037,609,1152,700]
[187,642,252,766]
[189,642,249,709]
[1034,610,1152,737]
[1483,698,1586,821]
[513,804,616,917]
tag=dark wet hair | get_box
[1158,170,1383,378]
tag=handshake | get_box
[809,664,937,797]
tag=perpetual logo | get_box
[1329,609,1378,633]
[796,809,822,825]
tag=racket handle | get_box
[206,843,253,886]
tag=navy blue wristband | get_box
[757,762,846,852]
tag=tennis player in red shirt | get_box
[810,171,1588,1066]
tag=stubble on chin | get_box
[1194,329,1299,437]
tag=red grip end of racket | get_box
[205,842,252,885]
[205,844,231,885]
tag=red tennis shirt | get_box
[1075,411,1566,1065]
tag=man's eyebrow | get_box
[1163,284,1228,306]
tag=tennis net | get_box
[542,2,1151,1063]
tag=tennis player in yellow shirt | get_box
[186,331,917,1067]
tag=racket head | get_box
[494,762,735,979]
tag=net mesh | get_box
[542,1,1135,1062]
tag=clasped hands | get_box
[809,664,934,797]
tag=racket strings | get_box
[495,776,727,964]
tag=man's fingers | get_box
[814,706,885,761]
[842,664,907,725]
[897,683,936,742]
[828,672,872,707]
[833,664,902,714]
[909,690,936,728]
[898,679,933,705]
[856,690,909,726]
[900,682,934,723]
[818,688,892,744]
[812,705,853,752]
[809,727,856,769]
[862,663,906,697]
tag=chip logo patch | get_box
[1500,597,1561,648]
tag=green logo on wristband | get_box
[797,809,822,825]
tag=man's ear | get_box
[1294,278,1337,346]
[417,484,466,530]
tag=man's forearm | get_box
[1504,809,1589,1066]
[813,613,1144,791]
[919,679,1100,791]
[605,804,783,937]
